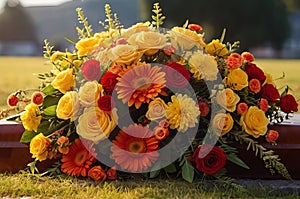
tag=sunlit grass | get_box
[0,172,297,199]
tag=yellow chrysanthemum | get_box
[166,94,200,132]
[20,103,42,132]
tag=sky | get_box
[0,0,72,10]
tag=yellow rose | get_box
[205,39,229,57]
[240,106,270,138]
[121,22,150,38]
[189,50,219,81]
[56,91,80,121]
[225,68,248,91]
[216,88,240,112]
[76,36,101,57]
[76,107,118,143]
[79,81,104,107]
[170,27,205,50]
[128,31,167,55]
[212,112,234,136]
[107,44,142,66]
[30,133,51,161]
[51,68,75,94]
[20,103,42,132]
[146,98,167,121]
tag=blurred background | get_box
[0,0,299,58]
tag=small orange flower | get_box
[31,91,44,106]
[107,166,118,180]
[241,52,255,63]
[237,102,248,115]
[154,126,169,140]
[188,24,203,32]
[88,166,107,181]
[226,53,242,69]
[7,94,19,107]
[249,78,261,94]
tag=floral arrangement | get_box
[6,3,298,183]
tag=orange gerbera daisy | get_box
[110,124,159,173]
[116,64,166,109]
[61,139,96,177]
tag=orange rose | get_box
[249,78,261,94]
[88,166,107,181]
[226,53,242,69]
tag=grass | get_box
[0,172,298,199]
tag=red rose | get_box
[81,59,101,81]
[162,62,190,88]
[98,95,115,111]
[279,94,298,113]
[101,72,119,94]
[260,84,280,103]
[189,144,226,175]
[266,130,279,143]
[7,94,19,107]
[198,101,210,117]
[245,63,266,84]
[188,24,203,32]
[107,166,118,180]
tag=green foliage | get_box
[76,8,93,39]
[179,156,194,183]
[151,3,166,29]
[43,105,57,116]
[20,130,37,144]
[232,131,291,179]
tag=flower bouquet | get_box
[6,3,298,183]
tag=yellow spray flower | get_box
[20,103,42,132]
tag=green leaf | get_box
[42,84,56,95]
[227,153,250,170]
[149,169,160,178]
[43,105,57,116]
[37,120,51,133]
[20,130,37,144]
[43,95,60,108]
[182,159,194,183]
[164,163,177,173]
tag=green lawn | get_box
[0,172,298,199]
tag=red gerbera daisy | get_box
[110,124,159,173]
[61,139,96,177]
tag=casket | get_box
[0,117,52,173]
[0,115,300,179]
